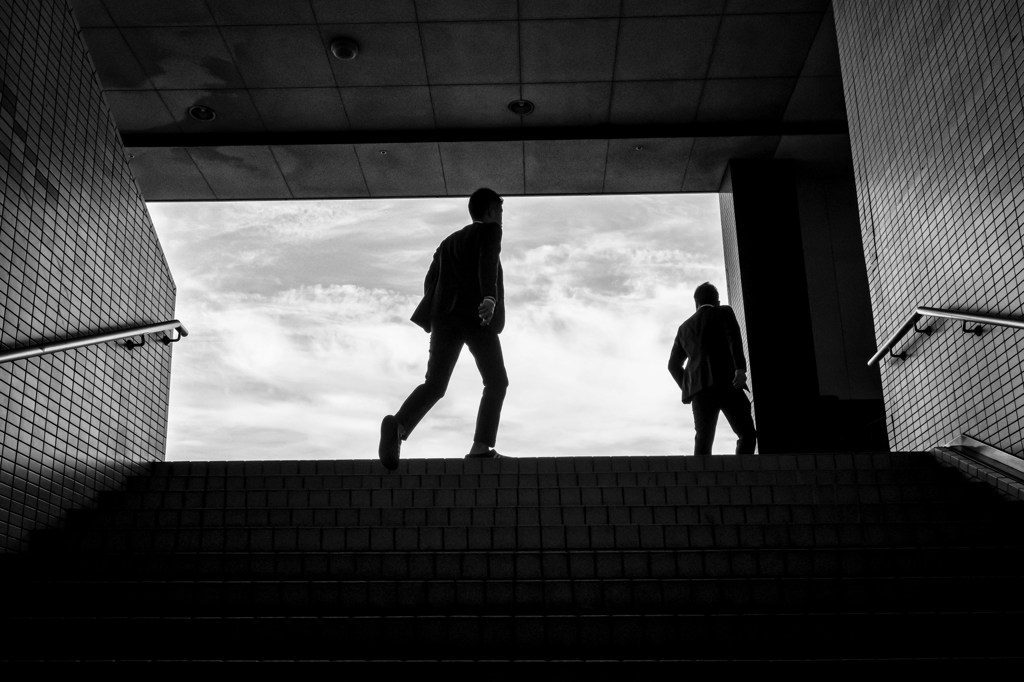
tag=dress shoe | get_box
[378,415,401,470]
[465,449,506,459]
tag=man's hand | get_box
[478,297,496,326]
[733,369,748,390]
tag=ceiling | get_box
[70,0,850,201]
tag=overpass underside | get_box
[3,0,1023,553]
[78,0,883,455]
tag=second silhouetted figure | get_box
[668,282,757,455]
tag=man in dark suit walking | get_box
[378,187,509,470]
[668,282,757,455]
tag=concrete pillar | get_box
[720,158,886,453]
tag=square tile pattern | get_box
[1,0,177,551]
[834,0,1024,456]
[3,453,1022,661]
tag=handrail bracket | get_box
[961,320,985,336]
[124,335,147,350]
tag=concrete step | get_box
[90,481,999,511]
[62,501,1017,531]
[34,520,1023,554]
[139,452,943,476]
[9,574,1024,617]
[3,611,1022,662]
[8,545,1024,580]
[4,452,1022,662]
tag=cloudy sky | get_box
[147,193,733,462]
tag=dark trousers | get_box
[691,385,757,455]
[395,319,508,447]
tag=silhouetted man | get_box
[668,282,756,455]
[378,188,509,470]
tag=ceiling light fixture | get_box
[187,105,216,122]
[330,37,360,60]
[507,99,535,115]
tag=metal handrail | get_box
[868,306,1024,366]
[0,320,189,364]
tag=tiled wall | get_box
[0,0,177,552]
[834,0,1024,455]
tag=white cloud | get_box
[151,194,742,462]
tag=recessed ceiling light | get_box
[188,105,216,122]
[507,99,535,115]
[330,37,360,60]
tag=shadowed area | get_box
[72,0,848,200]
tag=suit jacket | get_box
[668,304,747,404]
[411,221,505,334]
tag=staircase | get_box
[2,452,1023,662]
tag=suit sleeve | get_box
[409,248,441,333]
[668,331,687,390]
[477,223,502,300]
[423,249,440,294]
[721,306,747,372]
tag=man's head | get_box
[468,187,503,224]
[694,282,720,308]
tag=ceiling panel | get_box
[521,83,613,128]
[520,20,619,82]
[430,85,523,129]
[519,0,620,19]
[708,14,823,78]
[724,0,831,13]
[221,26,337,88]
[605,138,692,193]
[272,145,369,199]
[783,76,847,122]
[103,91,179,133]
[158,90,265,133]
[310,0,418,24]
[609,81,704,125]
[614,16,720,80]
[71,0,114,27]
[208,0,317,25]
[801,10,843,77]
[100,0,214,26]
[419,22,519,85]
[622,0,726,16]
[524,139,608,194]
[188,146,291,200]
[80,29,149,89]
[356,143,447,197]
[339,86,435,130]
[249,88,350,132]
[414,0,518,21]
[319,23,428,87]
[697,79,797,122]
[439,141,525,196]
[126,147,213,200]
[120,28,243,90]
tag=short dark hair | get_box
[694,282,719,306]
[468,187,502,221]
